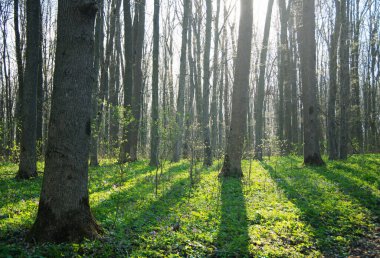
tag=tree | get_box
[119,0,134,163]
[150,0,160,166]
[254,0,275,160]
[219,0,253,177]
[17,0,41,179]
[202,0,212,166]
[14,0,23,145]
[210,0,221,155]
[28,0,101,242]
[298,0,325,166]
[327,0,340,160]
[172,0,190,162]
[339,0,350,160]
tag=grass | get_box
[0,154,379,257]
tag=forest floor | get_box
[0,155,379,257]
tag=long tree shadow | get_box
[92,163,196,256]
[261,161,374,256]
[330,162,380,187]
[215,178,250,257]
[88,161,157,194]
[310,164,380,221]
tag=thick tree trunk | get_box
[28,0,101,243]
[219,0,253,177]
[150,0,160,166]
[299,0,325,166]
[254,0,274,160]
[17,0,40,179]
[202,0,212,167]
[327,0,340,160]
[172,0,190,162]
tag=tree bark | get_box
[254,0,274,160]
[203,0,212,167]
[17,0,40,179]
[172,0,190,162]
[128,0,146,162]
[299,0,325,166]
[150,0,160,166]
[339,0,350,160]
[327,0,340,160]
[211,0,221,155]
[219,0,253,177]
[28,0,101,243]
[14,0,23,146]
[119,0,134,163]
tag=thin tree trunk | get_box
[90,0,103,167]
[172,0,190,162]
[327,0,340,160]
[150,0,160,166]
[203,0,212,167]
[254,0,274,160]
[119,0,134,163]
[17,0,40,179]
[339,0,350,160]
[14,0,23,145]
[128,0,146,162]
[211,0,220,155]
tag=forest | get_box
[0,0,379,257]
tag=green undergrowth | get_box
[0,155,379,257]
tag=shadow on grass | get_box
[310,164,380,221]
[215,178,249,257]
[88,161,157,194]
[0,176,42,211]
[92,163,194,255]
[261,161,373,256]
[91,162,190,221]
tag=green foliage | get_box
[0,155,379,257]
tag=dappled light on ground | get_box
[0,155,379,257]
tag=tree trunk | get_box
[17,0,40,179]
[14,0,23,146]
[211,0,221,155]
[350,0,363,153]
[128,0,146,162]
[203,0,212,167]
[90,0,103,167]
[339,0,350,160]
[119,0,134,163]
[278,0,292,153]
[327,0,340,160]
[149,0,160,166]
[28,0,101,243]
[219,0,253,177]
[299,0,325,166]
[172,0,190,162]
[254,0,274,160]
